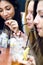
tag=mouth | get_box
[6,17,11,20]
[37,28,42,32]
[28,23,31,26]
[5,16,12,20]
[27,23,32,26]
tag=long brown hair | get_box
[33,0,43,55]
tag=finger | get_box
[5,20,13,25]
[11,23,18,27]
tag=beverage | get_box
[11,61,25,65]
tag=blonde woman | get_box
[24,0,40,65]
[25,0,34,35]
[25,0,37,48]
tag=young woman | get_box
[33,0,43,65]
[0,0,36,65]
[24,0,37,65]
[0,0,23,32]
[25,0,37,48]
[0,0,27,65]
[25,0,40,65]
[25,0,34,29]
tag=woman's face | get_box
[34,1,43,37]
[26,1,34,29]
[0,1,15,20]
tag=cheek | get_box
[10,8,15,17]
[39,32,43,37]
[41,20,43,26]
[31,15,33,21]
[0,13,3,18]
[38,29,43,37]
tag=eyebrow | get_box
[0,5,11,9]
[36,10,43,13]
[5,5,11,8]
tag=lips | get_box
[27,23,32,26]
[37,27,42,32]
[4,16,11,20]
[27,20,33,26]
[6,17,11,20]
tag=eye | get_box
[6,6,11,10]
[0,8,3,12]
[31,11,33,15]
[40,15,43,18]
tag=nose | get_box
[3,10,8,16]
[34,14,39,25]
[26,12,31,20]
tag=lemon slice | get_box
[23,47,30,60]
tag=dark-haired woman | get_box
[0,0,26,65]
[0,0,23,32]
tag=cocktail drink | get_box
[0,30,9,48]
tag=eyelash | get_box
[40,15,43,18]
[6,7,11,10]
[0,9,3,12]
[0,7,11,12]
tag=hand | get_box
[5,19,19,33]
[18,55,36,65]
[26,55,36,65]
[13,30,27,41]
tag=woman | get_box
[25,0,37,48]
[25,0,40,65]
[23,0,37,65]
[25,0,34,29]
[33,0,43,65]
[0,0,27,65]
[0,0,36,65]
[0,0,23,32]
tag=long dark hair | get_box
[0,16,5,30]
[0,0,23,32]
[33,0,43,55]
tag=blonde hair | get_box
[24,0,33,35]
[24,0,37,45]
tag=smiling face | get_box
[34,1,43,37]
[0,1,15,20]
[26,1,34,29]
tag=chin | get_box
[28,26,31,29]
[38,33,43,37]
